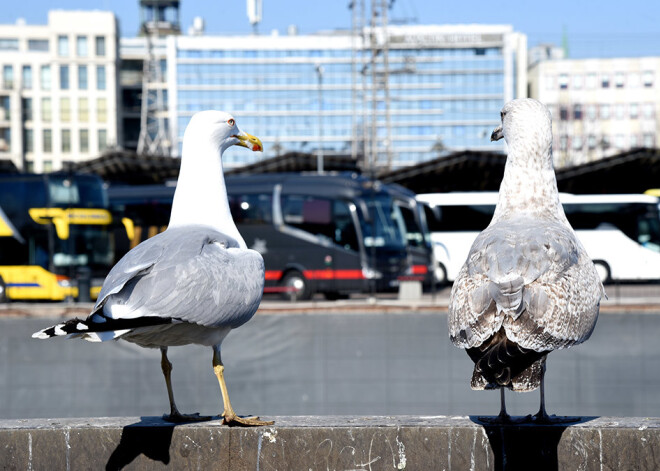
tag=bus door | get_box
[278,194,364,299]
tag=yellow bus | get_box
[0,173,121,302]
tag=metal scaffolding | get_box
[136,0,180,156]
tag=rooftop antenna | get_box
[247,0,262,35]
[137,0,180,156]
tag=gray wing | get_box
[449,217,603,352]
[92,226,264,329]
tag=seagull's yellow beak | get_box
[233,132,263,152]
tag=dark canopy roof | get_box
[63,147,660,194]
[66,150,359,184]
[378,151,507,193]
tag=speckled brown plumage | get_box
[448,99,604,413]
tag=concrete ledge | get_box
[1,416,658,470]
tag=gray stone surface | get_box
[0,416,658,470]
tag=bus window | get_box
[333,200,358,252]
[281,195,359,252]
[361,195,406,249]
[439,205,494,231]
[230,193,272,225]
[397,203,424,248]
[282,195,334,243]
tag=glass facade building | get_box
[158,25,527,169]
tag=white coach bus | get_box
[418,192,660,284]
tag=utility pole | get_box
[315,64,324,174]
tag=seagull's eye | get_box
[500,111,505,119]
[227,119,235,127]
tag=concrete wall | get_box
[1,416,658,470]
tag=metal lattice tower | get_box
[137,0,180,156]
[350,0,394,172]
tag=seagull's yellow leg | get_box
[161,347,210,423]
[212,346,273,427]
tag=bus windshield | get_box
[360,195,407,249]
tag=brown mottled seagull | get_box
[448,98,604,423]
[33,111,273,427]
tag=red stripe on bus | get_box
[264,270,283,280]
[303,269,365,280]
[410,265,428,275]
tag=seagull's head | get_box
[186,110,263,155]
[491,99,553,152]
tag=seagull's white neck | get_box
[168,133,247,249]
[492,136,568,225]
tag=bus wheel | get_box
[593,261,611,284]
[0,277,7,303]
[434,263,448,287]
[282,271,312,301]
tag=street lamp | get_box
[315,63,324,174]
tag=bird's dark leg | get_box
[478,387,515,424]
[212,345,273,427]
[531,361,580,424]
[160,347,210,423]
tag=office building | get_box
[0,11,120,173]
[529,57,660,167]
[120,24,527,169]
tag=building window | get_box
[41,97,51,122]
[586,73,597,89]
[614,104,625,120]
[643,103,654,119]
[2,65,13,89]
[587,134,597,149]
[60,98,71,122]
[642,71,654,87]
[630,103,639,119]
[601,75,610,88]
[22,98,32,121]
[97,98,107,122]
[643,133,655,147]
[57,35,69,56]
[601,136,610,149]
[78,65,88,90]
[559,106,569,120]
[630,135,638,148]
[572,135,583,150]
[61,129,71,152]
[0,38,19,50]
[59,65,69,90]
[78,98,89,122]
[572,75,583,89]
[76,36,88,57]
[559,135,568,151]
[22,65,32,90]
[28,39,49,52]
[586,105,597,120]
[95,36,106,56]
[42,161,52,172]
[96,65,106,90]
[24,129,34,153]
[98,129,107,151]
[40,65,51,90]
[600,104,611,119]
[79,129,89,152]
[558,73,568,89]
[43,129,52,153]
[615,72,625,88]
[573,104,583,120]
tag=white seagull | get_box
[33,111,273,426]
[448,98,604,423]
